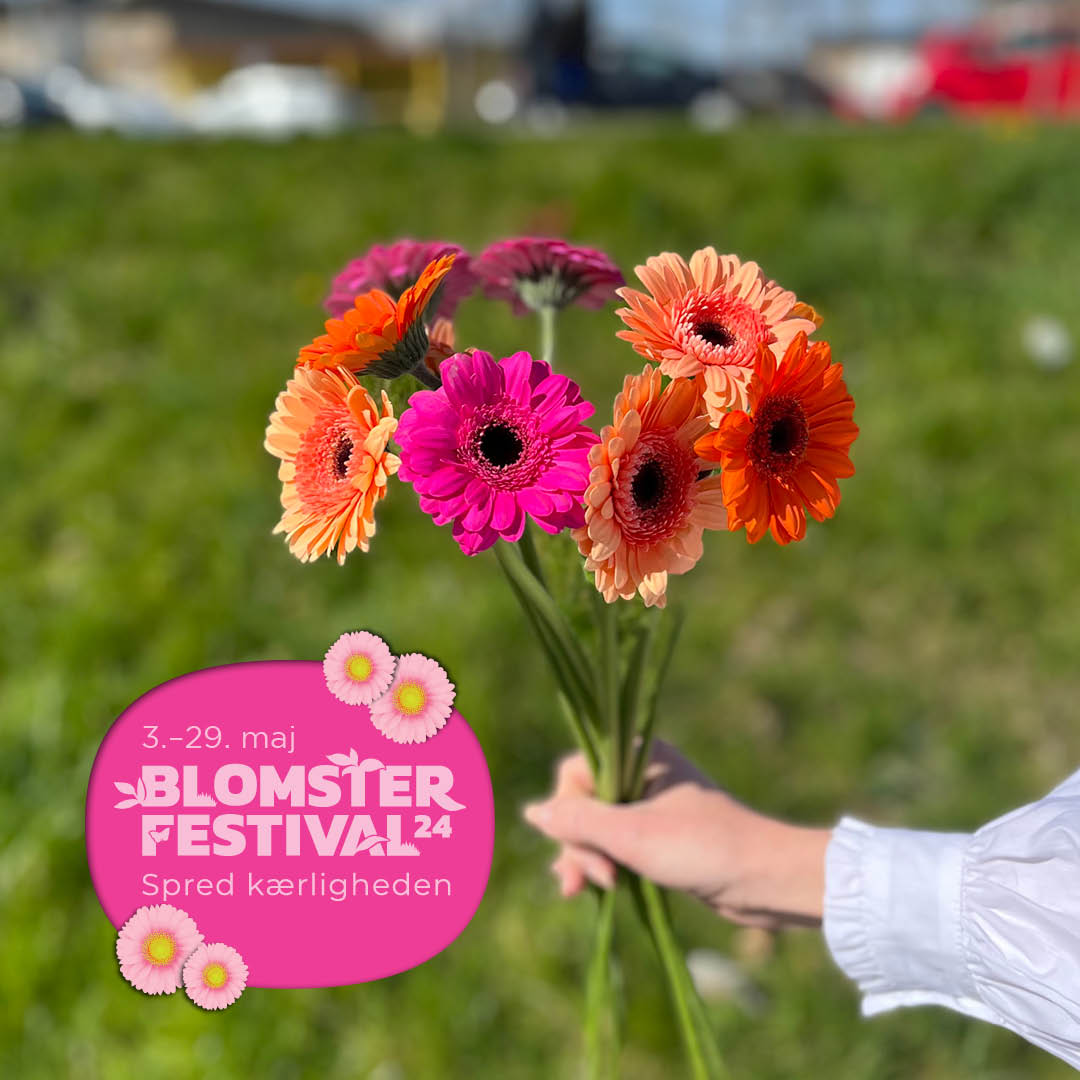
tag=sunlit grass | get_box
[2,122,1078,1078]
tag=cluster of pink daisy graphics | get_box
[323,632,455,745]
[116,904,247,1009]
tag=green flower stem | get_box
[494,544,600,771]
[617,612,659,794]
[518,521,547,590]
[555,690,600,777]
[499,538,720,1078]
[628,874,727,1080]
[584,882,619,1080]
[593,593,621,802]
[539,304,557,367]
[629,607,685,798]
[495,541,600,724]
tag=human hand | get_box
[524,741,829,929]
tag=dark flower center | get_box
[614,430,699,546]
[631,458,666,509]
[694,322,735,348]
[748,395,810,480]
[478,422,524,468]
[333,435,354,479]
[769,415,804,455]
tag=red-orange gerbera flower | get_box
[615,248,819,421]
[297,253,455,383]
[265,366,399,564]
[695,333,857,545]
[574,366,727,608]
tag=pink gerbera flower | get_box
[183,942,248,1010]
[325,240,477,321]
[396,350,598,555]
[116,904,203,995]
[324,631,396,706]
[369,653,455,744]
[475,237,624,314]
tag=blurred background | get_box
[3,1,1080,1078]
[3,0,1080,134]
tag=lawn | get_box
[2,120,1079,1079]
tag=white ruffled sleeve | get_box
[823,770,1080,1070]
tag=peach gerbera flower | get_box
[297,253,456,384]
[574,366,728,608]
[615,247,820,421]
[265,366,399,564]
[695,333,857,545]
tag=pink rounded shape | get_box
[86,661,494,988]
[184,941,249,1009]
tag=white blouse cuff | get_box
[823,816,997,1023]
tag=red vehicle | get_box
[895,4,1080,118]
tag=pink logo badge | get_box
[86,661,494,988]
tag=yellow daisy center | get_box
[202,962,228,989]
[143,932,176,966]
[394,681,426,716]
[346,653,373,682]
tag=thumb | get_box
[524,796,643,871]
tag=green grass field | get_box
[2,121,1079,1079]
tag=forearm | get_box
[722,816,830,929]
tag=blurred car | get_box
[724,67,833,117]
[0,77,68,129]
[586,51,723,110]
[535,48,830,124]
[42,66,183,136]
[893,5,1080,118]
[187,64,356,139]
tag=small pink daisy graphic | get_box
[324,631,396,706]
[369,653,455,744]
[116,904,203,995]
[183,942,248,1010]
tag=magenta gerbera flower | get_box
[324,631,396,706]
[116,904,203,995]
[396,350,599,555]
[183,942,248,1010]
[475,237,624,314]
[369,653,455,744]
[325,239,477,321]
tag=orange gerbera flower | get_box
[265,366,399,564]
[615,247,819,421]
[574,366,728,608]
[297,253,455,383]
[695,333,857,545]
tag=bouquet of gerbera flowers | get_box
[265,236,857,1077]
